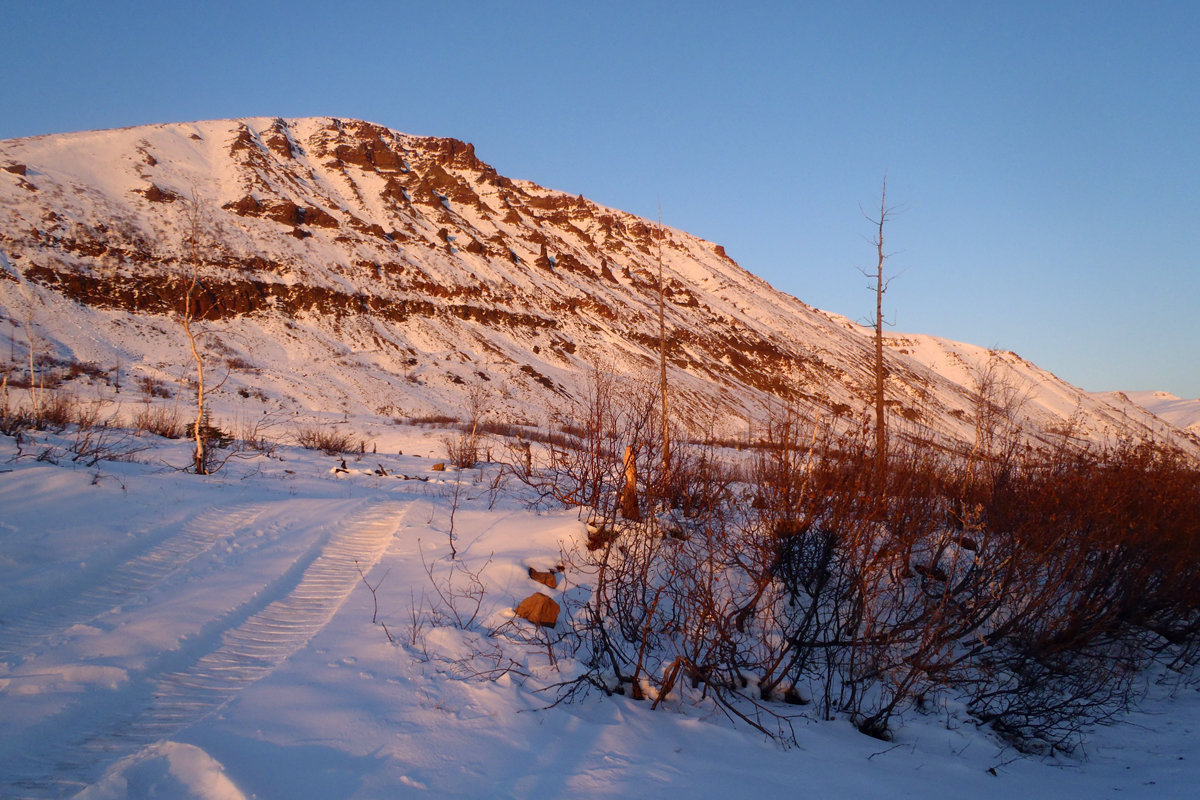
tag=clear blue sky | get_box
[3,1,1197,397]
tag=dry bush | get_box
[444,431,479,469]
[1,374,34,436]
[137,375,173,399]
[132,402,184,439]
[509,367,660,524]
[949,441,1200,751]
[534,382,1200,754]
[230,412,284,456]
[66,413,147,466]
[35,389,76,430]
[296,425,359,455]
[405,412,459,426]
[2,390,145,466]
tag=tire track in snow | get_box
[0,503,270,664]
[2,499,410,799]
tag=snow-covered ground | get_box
[2,423,1198,799]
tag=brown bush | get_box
[539,387,1200,753]
[132,403,184,439]
[296,425,359,455]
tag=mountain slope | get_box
[1113,391,1200,435]
[0,117,1193,456]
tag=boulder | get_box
[527,567,558,589]
[515,592,560,628]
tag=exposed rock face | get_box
[515,592,560,628]
[0,117,1194,456]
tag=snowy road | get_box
[1,494,410,798]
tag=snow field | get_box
[0,425,1198,798]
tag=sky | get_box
[2,1,1197,397]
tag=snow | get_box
[2,426,1198,799]
[1119,390,1200,434]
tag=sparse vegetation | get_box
[296,425,360,455]
[137,375,173,399]
[443,385,488,469]
[0,389,148,465]
[131,402,184,439]
[507,374,1200,754]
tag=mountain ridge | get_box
[1,117,1195,458]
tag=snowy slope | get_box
[2,431,1197,799]
[0,117,1195,459]
[1114,390,1200,434]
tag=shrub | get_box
[36,390,76,430]
[132,403,184,439]
[531,388,1200,754]
[137,375,173,399]
[296,426,359,455]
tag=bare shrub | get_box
[444,431,480,470]
[1,374,33,436]
[508,366,658,525]
[36,389,76,430]
[132,402,184,439]
[296,425,359,455]
[67,413,147,466]
[225,355,255,371]
[438,386,489,469]
[137,375,172,399]
[419,540,492,630]
[405,412,458,426]
[536,386,1200,753]
[230,411,285,456]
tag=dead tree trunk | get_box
[620,444,640,521]
[863,177,895,478]
[657,214,670,493]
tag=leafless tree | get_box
[860,177,899,476]
[656,211,671,491]
[179,193,213,474]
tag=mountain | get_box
[1,117,1195,457]
[1110,390,1200,435]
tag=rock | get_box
[141,184,179,203]
[528,567,558,589]
[515,592,559,628]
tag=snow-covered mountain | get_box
[1112,390,1200,435]
[1,117,1193,456]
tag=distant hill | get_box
[1109,390,1200,435]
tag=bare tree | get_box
[656,210,671,493]
[24,304,42,424]
[177,193,225,474]
[861,177,898,476]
